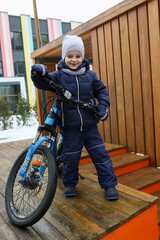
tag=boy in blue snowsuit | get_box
[31,35,119,200]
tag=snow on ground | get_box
[0,115,38,144]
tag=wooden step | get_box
[118,166,160,194]
[79,164,159,195]
[79,152,150,177]
[111,152,149,176]
[80,146,160,235]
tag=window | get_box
[11,32,23,50]
[0,83,20,113]
[41,34,49,46]
[14,62,26,76]
[0,61,3,76]
[33,33,49,50]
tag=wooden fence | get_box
[90,0,160,166]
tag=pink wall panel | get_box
[0,12,14,77]
[47,18,62,42]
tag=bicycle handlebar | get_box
[31,72,101,118]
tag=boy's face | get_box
[65,51,83,70]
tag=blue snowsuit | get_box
[31,59,117,189]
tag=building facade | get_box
[0,12,82,113]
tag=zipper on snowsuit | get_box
[75,76,83,131]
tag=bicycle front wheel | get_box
[5,145,57,228]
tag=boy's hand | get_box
[99,108,109,121]
[31,64,50,90]
[31,64,48,76]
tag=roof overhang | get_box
[31,0,146,61]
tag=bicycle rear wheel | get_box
[5,145,57,228]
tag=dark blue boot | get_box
[105,187,119,201]
[64,187,76,197]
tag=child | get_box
[31,35,119,201]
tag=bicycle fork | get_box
[19,125,54,180]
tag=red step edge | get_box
[115,159,149,177]
[141,182,160,194]
[109,148,127,156]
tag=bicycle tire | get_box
[5,145,57,228]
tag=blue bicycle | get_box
[5,73,100,228]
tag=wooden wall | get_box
[91,0,160,166]
[35,0,160,167]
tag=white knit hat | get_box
[62,35,85,59]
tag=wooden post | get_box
[32,0,41,48]
[32,0,45,125]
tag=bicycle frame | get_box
[19,98,63,180]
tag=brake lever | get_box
[81,103,101,118]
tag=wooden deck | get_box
[0,139,159,239]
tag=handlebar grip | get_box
[31,71,50,83]
[81,103,101,118]
[31,71,65,94]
